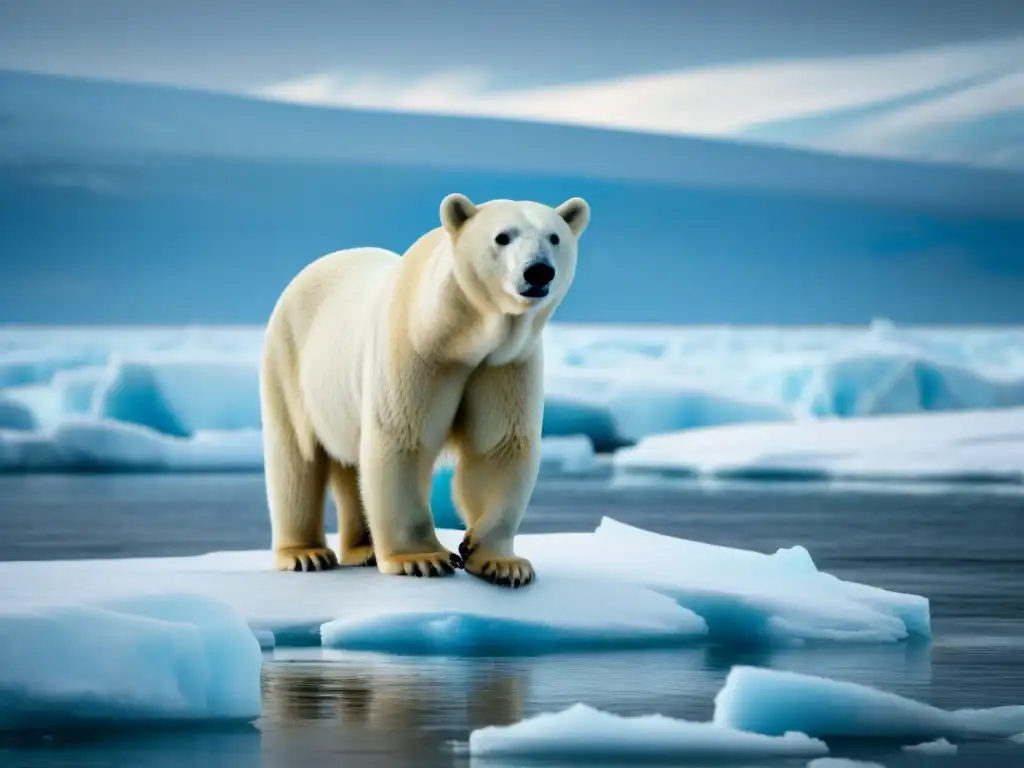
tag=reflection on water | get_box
[255,642,935,768]
[2,635,1022,767]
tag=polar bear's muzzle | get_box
[518,259,556,299]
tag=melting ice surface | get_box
[2,322,1024,478]
[465,703,829,762]
[713,666,1024,742]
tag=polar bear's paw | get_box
[274,547,340,572]
[459,536,534,588]
[338,544,377,568]
[377,550,464,577]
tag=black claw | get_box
[292,560,303,572]
[366,554,377,567]
[450,552,465,569]
[440,560,455,575]
[411,563,423,577]
[458,537,474,562]
[312,553,325,570]
[511,577,522,589]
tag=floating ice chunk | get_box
[534,518,931,645]
[902,737,958,755]
[616,407,1024,484]
[467,702,828,761]
[0,519,928,656]
[254,629,276,651]
[1011,732,1024,743]
[713,666,1024,742]
[0,397,35,431]
[807,759,885,768]
[321,574,705,656]
[0,593,262,731]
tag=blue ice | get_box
[0,593,262,731]
[714,666,1024,743]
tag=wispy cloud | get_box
[834,68,1024,149]
[257,36,1024,166]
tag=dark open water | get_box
[0,473,1022,767]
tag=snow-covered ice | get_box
[0,593,262,731]
[714,666,1024,742]
[0,519,927,657]
[576,518,929,644]
[465,702,828,762]
[2,322,1024,476]
[616,407,1024,484]
[807,760,885,768]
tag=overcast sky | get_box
[3,0,1023,91]
[2,0,1023,166]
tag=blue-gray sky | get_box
[2,0,1023,91]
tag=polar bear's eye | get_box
[548,233,560,246]
[494,231,512,247]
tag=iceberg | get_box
[616,407,1024,484]
[713,666,1024,742]
[1,322,1024,473]
[466,702,828,762]
[0,593,262,731]
[0,519,927,656]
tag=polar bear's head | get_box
[439,193,590,316]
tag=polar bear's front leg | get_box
[452,358,543,588]
[359,424,463,577]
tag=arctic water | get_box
[1,472,1022,768]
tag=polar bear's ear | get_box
[440,193,478,236]
[556,197,590,238]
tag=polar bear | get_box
[259,193,590,587]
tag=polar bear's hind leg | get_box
[330,462,376,566]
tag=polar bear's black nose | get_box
[523,261,556,288]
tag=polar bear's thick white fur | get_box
[259,193,590,587]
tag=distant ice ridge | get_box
[0,593,262,731]
[464,667,1024,763]
[1,321,1024,472]
[615,406,1024,484]
[0,518,928,657]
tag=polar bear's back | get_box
[262,246,400,463]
